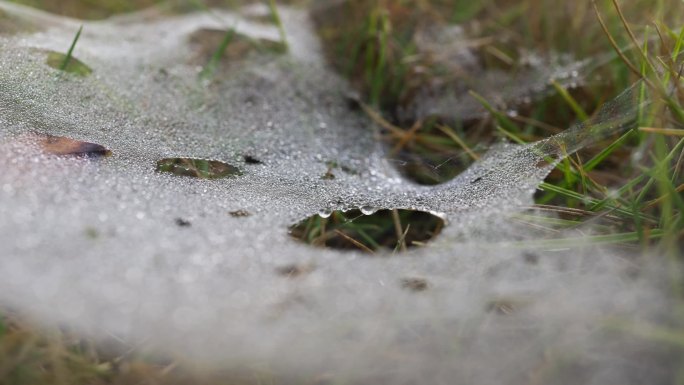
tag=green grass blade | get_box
[672,27,684,60]
[267,0,288,52]
[589,173,645,211]
[505,229,664,249]
[496,125,526,144]
[605,319,684,349]
[584,129,636,171]
[200,27,236,80]
[338,215,382,250]
[470,91,519,132]
[539,182,655,221]
[61,25,83,72]
[634,137,684,206]
[551,80,589,121]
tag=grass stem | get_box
[60,25,83,72]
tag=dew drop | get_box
[290,209,445,253]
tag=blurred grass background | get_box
[6,0,162,19]
[2,0,684,383]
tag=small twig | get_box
[361,102,405,137]
[639,127,684,136]
[391,209,407,252]
[511,217,561,234]
[394,224,411,253]
[160,360,180,376]
[333,230,375,254]
[591,1,644,82]
[436,124,480,161]
[644,184,684,208]
[651,28,684,82]
[390,120,422,155]
[611,0,655,70]
[509,114,564,134]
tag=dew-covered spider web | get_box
[0,2,677,384]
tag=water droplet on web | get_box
[360,206,378,215]
[290,209,445,253]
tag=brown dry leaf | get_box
[37,134,111,157]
